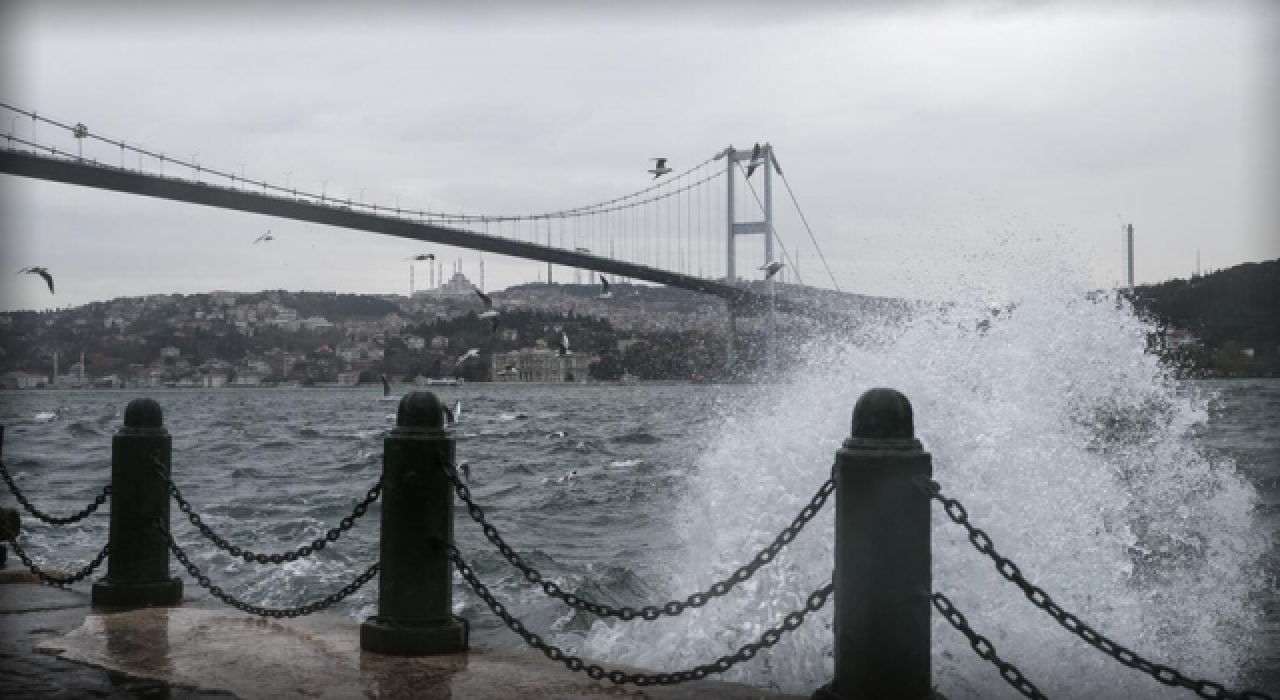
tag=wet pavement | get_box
[1,582,802,700]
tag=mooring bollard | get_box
[361,390,468,655]
[815,388,933,700]
[92,398,183,607]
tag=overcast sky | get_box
[1,1,1276,311]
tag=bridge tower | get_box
[722,143,777,375]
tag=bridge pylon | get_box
[720,143,777,377]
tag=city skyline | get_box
[1,2,1276,312]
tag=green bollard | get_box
[92,398,183,607]
[361,390,468,655]
[814,388,933,700]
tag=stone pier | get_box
[0,581,802,700]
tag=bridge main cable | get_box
[0,101,724,229]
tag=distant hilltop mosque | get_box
[412,260,479,300]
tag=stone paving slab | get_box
[0,583,227,699]
[2,582,804,700]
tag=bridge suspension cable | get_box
[0,101,727,237]
[736,160,804,287]
[3,102,838,292]
[773,155,841,292]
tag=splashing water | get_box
[569,272,1270,698]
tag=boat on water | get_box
[420,377,464,387]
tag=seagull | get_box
[760,261,785,280]
[648,158,672,179]
[458,460,472,483]
[17,267,54,294]
[597,274,612,300]
[253,231,273,244]
[745,143,763,178]
[548,430,567,439]
[476,290,499,319]
[404,253,435,261]
[557,331,570,356]
[456,347,480,365]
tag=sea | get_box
[1,287,1276,699]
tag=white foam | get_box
[570,263,1269,698]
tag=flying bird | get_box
[17,267,54,294]
[404,253,435,261]
[648,158,672,179]
[476,290,499,319]
[760,261,785,280]
[597,274,612,300]
[253,231,273,244]
[745,143,763,178]
[456,347,480,365]
[557,331,570,356]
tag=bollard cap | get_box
[395,391,445,434]
[118,398,167,438]
[852,388,914,440]
[840,388,924,454]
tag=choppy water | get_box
[1,293,1277,698]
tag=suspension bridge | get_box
[0,103,846,369]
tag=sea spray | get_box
[569,275,1269,698]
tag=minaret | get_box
[1125,223,1135,290]
[410,265,415,297]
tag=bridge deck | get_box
[0,149,781,312]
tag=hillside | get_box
[1128,258,1279,377]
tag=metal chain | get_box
[152,454,380,565]
[5,536,109,586]
[932,591,1049,699]
[918,477,1275,700]
[441,459,834,621]
[450,543,834,686]
[0,458,110,526]
[154,520,378,618]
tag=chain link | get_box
[5,536,109,586]
[441,459,834,621]
[918,477,1274,700]
[1,458,110,526]
[152,454,380,565]
[153,519,378,618]
[450,543,833,686]
[932,591,1048,699]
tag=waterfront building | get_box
[1,371,49,389]
[490,346,591,383]
[336,371,360,386]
